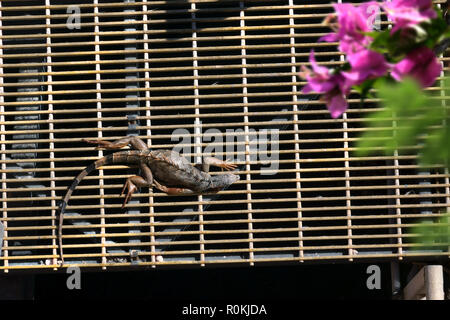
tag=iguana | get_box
[57,136,240,265]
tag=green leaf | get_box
[353,78,379,100]
[411,213,450,251]
[355,78,431,158]
[367,29,392,54]
[361,31,381,39]
[356,76,450,171]
[366,11,450,59]
[421,14,450,49]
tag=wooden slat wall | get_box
[0,0,450,272]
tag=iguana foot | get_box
[205,157,238,171]
[120,176,140,208]
[220,159,238,171]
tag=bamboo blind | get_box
[1,0,450,272]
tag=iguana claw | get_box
[220,159,238,171]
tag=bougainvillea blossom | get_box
[391,46,442,87]
[301,51,354,118]
[319,2,379,54]
[342,49,391,85]
[300,0,445,118]
[383,0,437,33]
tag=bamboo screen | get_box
[1,0,450,272]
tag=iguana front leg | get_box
[196,156,237,172]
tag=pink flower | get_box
[301,51,353,118]
[383,0,437,33]
[391,46,442,88]
[320,2,380,54]
[322,90,349,119]
[301,51,340,94]
[342,49,391,85]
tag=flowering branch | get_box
[300,0,450,119]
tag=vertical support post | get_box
[240,1,254,265]
[425,265,445,300]
[385,0,404,261]
[404,265,444,300]
[392,144,403,260]
[191,2,205,265]
[44,0,57,268]
[142,0,157,267]
[124,0,142,262]
[342,109,353,260]
[382,0,404,261]
[0,3,8,273]
[93,0,107,269]
[288,0,304,262]
[336,0,354,260]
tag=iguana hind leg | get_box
[121,163,153,208]
[153,180,195,195]
[83,136,148,151]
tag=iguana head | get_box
[208,173,240,191]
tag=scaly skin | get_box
[57,137,239,266]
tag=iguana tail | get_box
[57,150,143,265]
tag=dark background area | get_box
[1,262,393,300]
